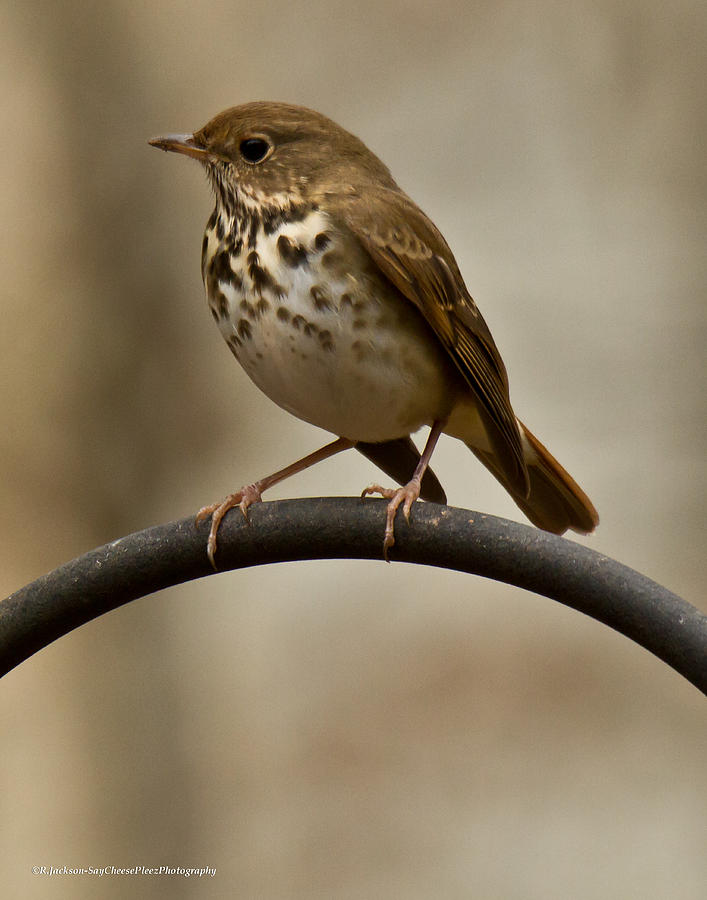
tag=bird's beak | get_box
[148,133,211,162]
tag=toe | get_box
[197,491,245,570]
[377,480,422,558]
[402,486,420,522]
[206,529,219,570]
[361,483,397,500]
[195,502,219,525]
[383,505,399,558]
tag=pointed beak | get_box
[148,133,211,162]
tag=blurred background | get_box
[1,0,705,897]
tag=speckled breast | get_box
[201,205,456,442]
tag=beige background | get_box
[1,1,705,897]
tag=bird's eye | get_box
[239,137,272,164]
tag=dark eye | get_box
[239,138,271,164]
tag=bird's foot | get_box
[196,483,263,569]
[361,479,422,561]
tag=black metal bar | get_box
[1,498,705,692]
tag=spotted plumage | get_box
[201,198,458,441]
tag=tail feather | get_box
[467,421,598,536]
[517,423,598,534]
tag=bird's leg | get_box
[361,419,447,559]
[197,436,355,568]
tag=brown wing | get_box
[340,186,528,497]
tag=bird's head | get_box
[149,101,397,212]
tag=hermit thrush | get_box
[150,102,598,567]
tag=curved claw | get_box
[195,502,218,526]
[196,484,263,570]
[361,483,397,500]
[361,481,422,561]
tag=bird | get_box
[149,101,598,567]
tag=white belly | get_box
[205,210,456,442]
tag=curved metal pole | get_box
[1,498,705,692]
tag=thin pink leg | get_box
[362,420,446,559]
[198,436,355,568]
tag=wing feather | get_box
[339,187,528,496]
